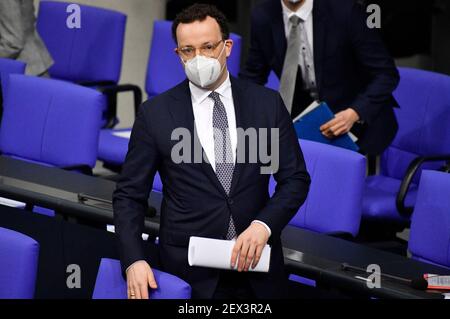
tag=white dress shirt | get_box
[281,0,315,63]
[189,73,237,170]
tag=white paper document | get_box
[188,236,271,272]
[111,130,131,139]
[0,197,26,208]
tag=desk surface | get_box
[0,156,161,232]
[282,226,449,299]
[1,156,448,299]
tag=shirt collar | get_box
[281,0,314,22]
[189,71,232,105]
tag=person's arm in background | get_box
[348,1,400,124]
[239,8,271,85]
[113,102,160,299]
[0,0,25,58]
[231,93,311,272]
[321,1,400,138]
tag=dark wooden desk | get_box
[1,156,448,299]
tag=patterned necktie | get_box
[279,15,302,114]
[209,91,237,240]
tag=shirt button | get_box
[228,199,234,205]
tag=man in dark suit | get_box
[240,0,400,155]
[113,4,310,299]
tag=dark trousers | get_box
[212,270,255,299]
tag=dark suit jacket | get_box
[240,0,400,155]
[113,76,311,299]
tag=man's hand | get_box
[230,222,270,272]
[320,108,360,138]
[126,260,158,299]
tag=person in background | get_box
[0,0,53,76]
[240,0,400,155]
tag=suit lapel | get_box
[168,80,195,135]
[229,77,251,197]
[271,0,287,72]
[313,0,329,93]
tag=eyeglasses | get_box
[177,40,226,60]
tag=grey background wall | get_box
[34,0,167,128]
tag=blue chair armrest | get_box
[396,154,450,217]
[92,258,191,299]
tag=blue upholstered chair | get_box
[408,170,450,269]
[0,75,103,170]
[270,139,366,237]
[0,227,39,299]
[362,68,450,225]
[92,258,191,299]
[97,20,242,178]
[0,58,26,75]
[0,58,26,120]
[37,1,125,84]
[0,75,103,215]
[0,58,26,92]
[0,59,27,209]
[36,1,140,128]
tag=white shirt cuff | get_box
[252,220,272,237]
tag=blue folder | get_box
[293,102,359,152]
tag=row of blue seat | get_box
[4,1,450,231]
[0,67,366,236]
[1,167,448,299]
[0,1,449,292]
[34,1,242,142]
[38,0,450,231]
[1,69,449,268]
[0,225,191,299]
[96,65,450,238]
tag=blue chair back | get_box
[0,75,103,168]
[92,258,192,299]
[380,68,450,183]
[0,227,39,299]
[0,58,26,101]
[37,1,126,83]
[0,58,26,75]
[145,20,242,98]
[409,170,450,268]
[270,139,366,236]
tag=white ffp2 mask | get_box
[182,42,227,88]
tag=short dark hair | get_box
[172,3,230,44]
